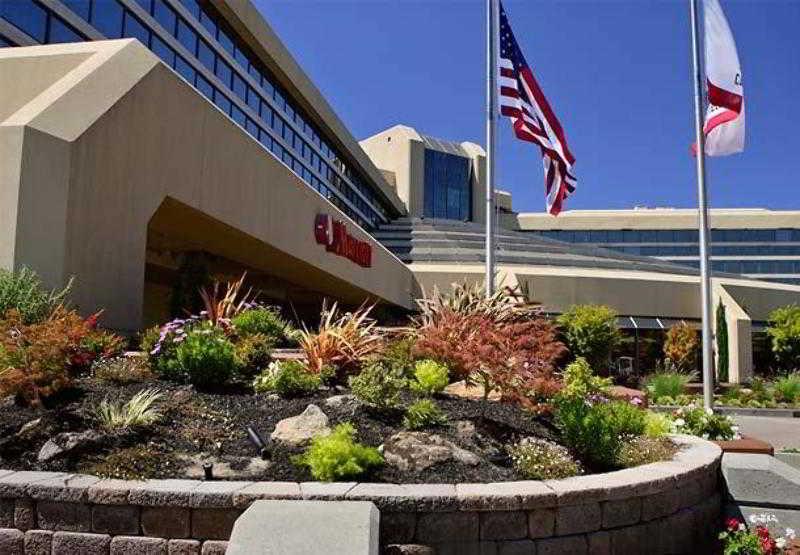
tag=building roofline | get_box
[210,0,406,215]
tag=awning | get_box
[616,316,702,330]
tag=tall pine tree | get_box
[716,302,729,383]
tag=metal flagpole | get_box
[689,0,715,411]
[485,0,498,298]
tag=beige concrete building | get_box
[2,3,799,383]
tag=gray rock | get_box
[271,404,330,446]
[454,420,477,443]
[324,394,355,408]
[37,431,102,462]
[16,418,43,437]
[383,432,481,472]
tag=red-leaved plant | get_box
[414,309,566,409]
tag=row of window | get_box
[677,259,800,275]
[0,0,392,229]
[614,244,800,257]
[536,228,800,244]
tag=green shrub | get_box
[508,437,583,480]
[253,360,320,397]
[348,362,406,410]
[234,333,274,376]
[643,411,673,438]
[555,398,646,470]
[716,302,729,382]
[556,305,621,372]
[644,371,694,401]
[380,336,417,377]
[0,267,72,324]
[294,423,383,481]
[403,399,447,430]
[175,328,236,388]
[767,304,800,371]
[616,436,677,468]
[672,405,736,440]
[409,359,449,396]
[232,307,291,344]
[560,357,612,400]
[774,372,800,404]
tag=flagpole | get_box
[485,0,498,298]
[689,0,715,411]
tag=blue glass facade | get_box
[533,228,800,284]
[423,149,472,221]
[0,0,394,230]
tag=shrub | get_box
[403,399,447,430]
[299,301,382,377]
[643,411,673,438]
[0,307,107,406]
[0,267,72,324]
[556,305,621,372]
[717,302,729,382]
[348,362,406,410]
[409,359,449,396]
[379,336,417,377]
[234,333,274,376]
[92,356,154,384]
[96,388,162,430]
[294,423,383,481]
[414,309,565,407]
[663,321,699,373]
[253,360,320,397]
[672,405,737,440]
[144,318,198,381]
[175,327,237,388]
[199,272,258,327]
[644,371,695,401]
[767,304,800,371]
[232,307,290,344]
[616,436,677,468]
[773,372,800,404]
[560,357,612,400]
[508,437,583,480]
[80,329,125,362]
[555,397,646,469]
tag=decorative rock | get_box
[384,432,481,472]
[168,539,201,555]
[270,404,330,446]
[454,420,477,443]
[51,531,110,554]
[0,528,24,555]
[200,540,228,555]
[324,394,355,408]
[37,431,102,462]
[16,418,43,437]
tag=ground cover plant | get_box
[1,274,688,483]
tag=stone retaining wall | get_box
[0,435,722,554]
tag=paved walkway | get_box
[734,415,800,450]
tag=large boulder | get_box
[37,430,102,462]
[271,404,330,446]
[383,431,481,472]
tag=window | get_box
[423,149,471,220]
[245,118,258,138]
[175,55,194,82]
[176,18,197,54]
[199,10,215,36]
[246,86,259,113]
[231,106,245,127]
[151,35,175,66]
[49,17,82,43]
[196,39,214,72]
[195,74,213,99]
[232,74,246,101]
[214,90,231,115]
[62,0,90,21]
[133,0,152,13]
[2,1,48,41]
[260,102,273,127]
[233,46,247,68]
[217,28,234,55]
[153,0,177,34]
[123,11,150,47]
[258,129,272,150]
[215,58,232,87]
[178,0,201,20]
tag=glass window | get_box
[260,76,274,99]
[123,11,150,47]
[232,73,246,101]
[178,0,201,19]
[258,129,272,150]
[245,118,258,137]
[49,17,82,43]
[175,54,194,82]
[153,0,177,34]
[2,1,48,41]
[217,27,234,54]
[215,57,232,87]
[195,73,213,99]
[423,149,471,220]
[199,9,215,36]
[62,0,91,21]
[231,106,245,126]
[176,18,197,54]
[246,86,259,113]
[196,39,214,72]
[150,35,175,66]
[233,46,247,68]
[260,102,273,127]
[133,0,152,13]
[214,90,231,114]
[248,63,260,81]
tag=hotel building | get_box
[2,1,800,383]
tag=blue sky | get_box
[255,0,800,214]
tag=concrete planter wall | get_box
[0,435,722,554]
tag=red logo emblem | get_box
[314,214,372,268]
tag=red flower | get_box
[726,518,740,532]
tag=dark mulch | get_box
[0,377,559,483]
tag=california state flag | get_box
[703,0,744,156]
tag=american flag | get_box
[498,2,576,215]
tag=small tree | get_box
[716,302,729,382]
[556,305,621,373]
[766,304,800,372]
[663,321,699,373]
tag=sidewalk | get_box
[733,415,800,450]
